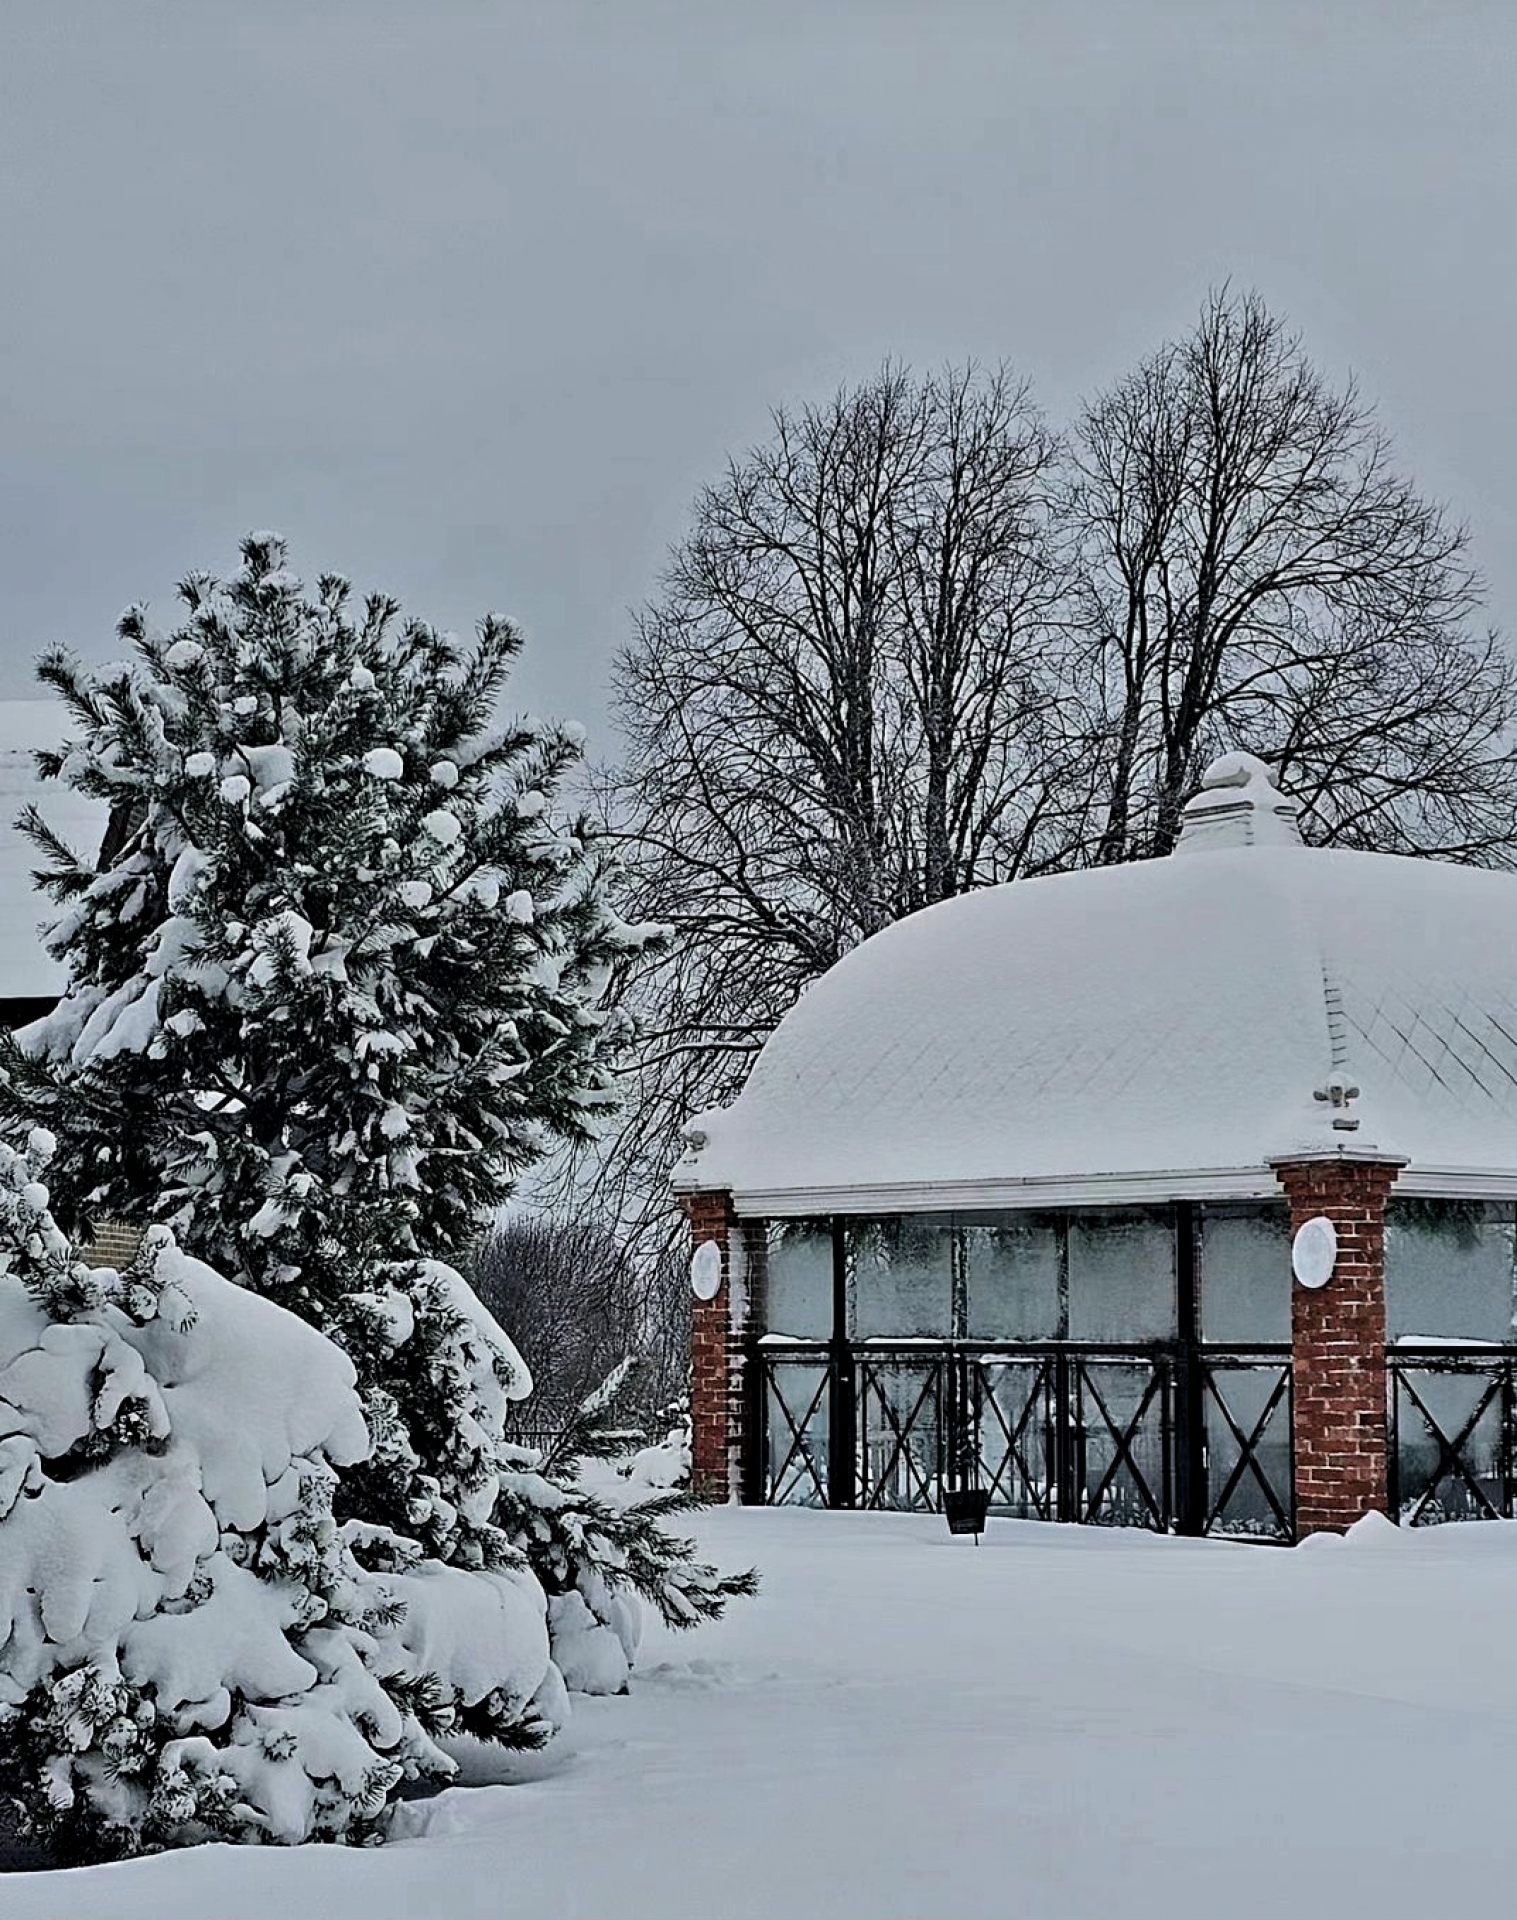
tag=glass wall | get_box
[1385,1201,1517,1344]
[756,1202,1321,1347]
[754,1200,1290,1533]
[961,1214,1063,1341]
[764,1221,833,1340]
[1066,1209,1175,1342]
[1200,1204,1290,1344]
[819,1208,1179,1343]
[848,1217,955,1338]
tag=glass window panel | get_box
[962,1213,1063,1340]
[1394,1366,1504,1523]
[1075,1358,1168,1526]
[849,1216,954,1338]
[857,1357,943,1510]
[765,1221,833,1339]
[1203,1359,1293,1539]
[1385,1201,1516,1344]
[1201,1205,1291,1344]
[1066,1209,1175,1342]
[765,1359,830,1507]
[976,1356,1056,1517]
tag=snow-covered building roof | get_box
[0,702,105,1007]
[678,753,1517,1215]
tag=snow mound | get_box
[0,1147,556,1858]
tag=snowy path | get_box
[17,1506,1517,1919]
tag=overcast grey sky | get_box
[2,2,1514,752]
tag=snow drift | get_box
[0,1136,555,1858]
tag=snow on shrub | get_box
[0,535,752,1729]
[620,1402,693,1494]
[0,1137,556,1861]
[500,1369,753,1696]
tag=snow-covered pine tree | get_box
[0,1129,559,1860]
[0,535,750,1705]
[497,1359,754,1693]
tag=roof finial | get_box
[1173,751,1303,854]
[1313,1071,1361,1132]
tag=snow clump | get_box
[0,1137,557,1861]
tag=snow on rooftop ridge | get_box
[1174,751,1303,853]
[679,839,1517,1209]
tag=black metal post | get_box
[827,1217,856,1508]
[946,1348,978,1496]
[740,1329,766,1505]
[1054,1349,1075,1521]
[1173,1200,1206,1536]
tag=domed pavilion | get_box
[678,753,1517,1541]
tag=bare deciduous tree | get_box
[471,1213,688,1431]
[583,362,1075,1244]
[1069,287,1517,862]
[567,294,1517,1260]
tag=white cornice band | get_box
[710,1162,1517,1219]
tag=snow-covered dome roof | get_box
[679,752,1517,1214]
[0,703,105,1005]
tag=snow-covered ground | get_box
[15,1505,1517,1919]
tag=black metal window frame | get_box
[1194,1348,1294,1539]
[753,1201,1296,1539]
[754,1211,1517,1540]
[1388,1345,1517,1526]
[753,1335,1295,1540]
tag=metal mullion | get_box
[827,1217,855,1510]
[1161,1354,1175,1532]
[742,1330,766,1506]
[1054,1349,1075,1521]
[1175,1202,1203,1535]
[950,1227,968,1344]
[944,1347,963,1498]
[1506,1359,1516,1519]
[928,1360,947,1510]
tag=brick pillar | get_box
[683,1189,739,1501]
[1270,1153,1407,1538]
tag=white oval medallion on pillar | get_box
[1291,1216,1338,1290]
[690,1239,723,1301]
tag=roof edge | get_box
[703,1163,1517,1216]
[721,1167,1287,1218]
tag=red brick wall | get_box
[683,1190,737,1500]
[80,1221,144,1271]
[1273,1157,1404,1537]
